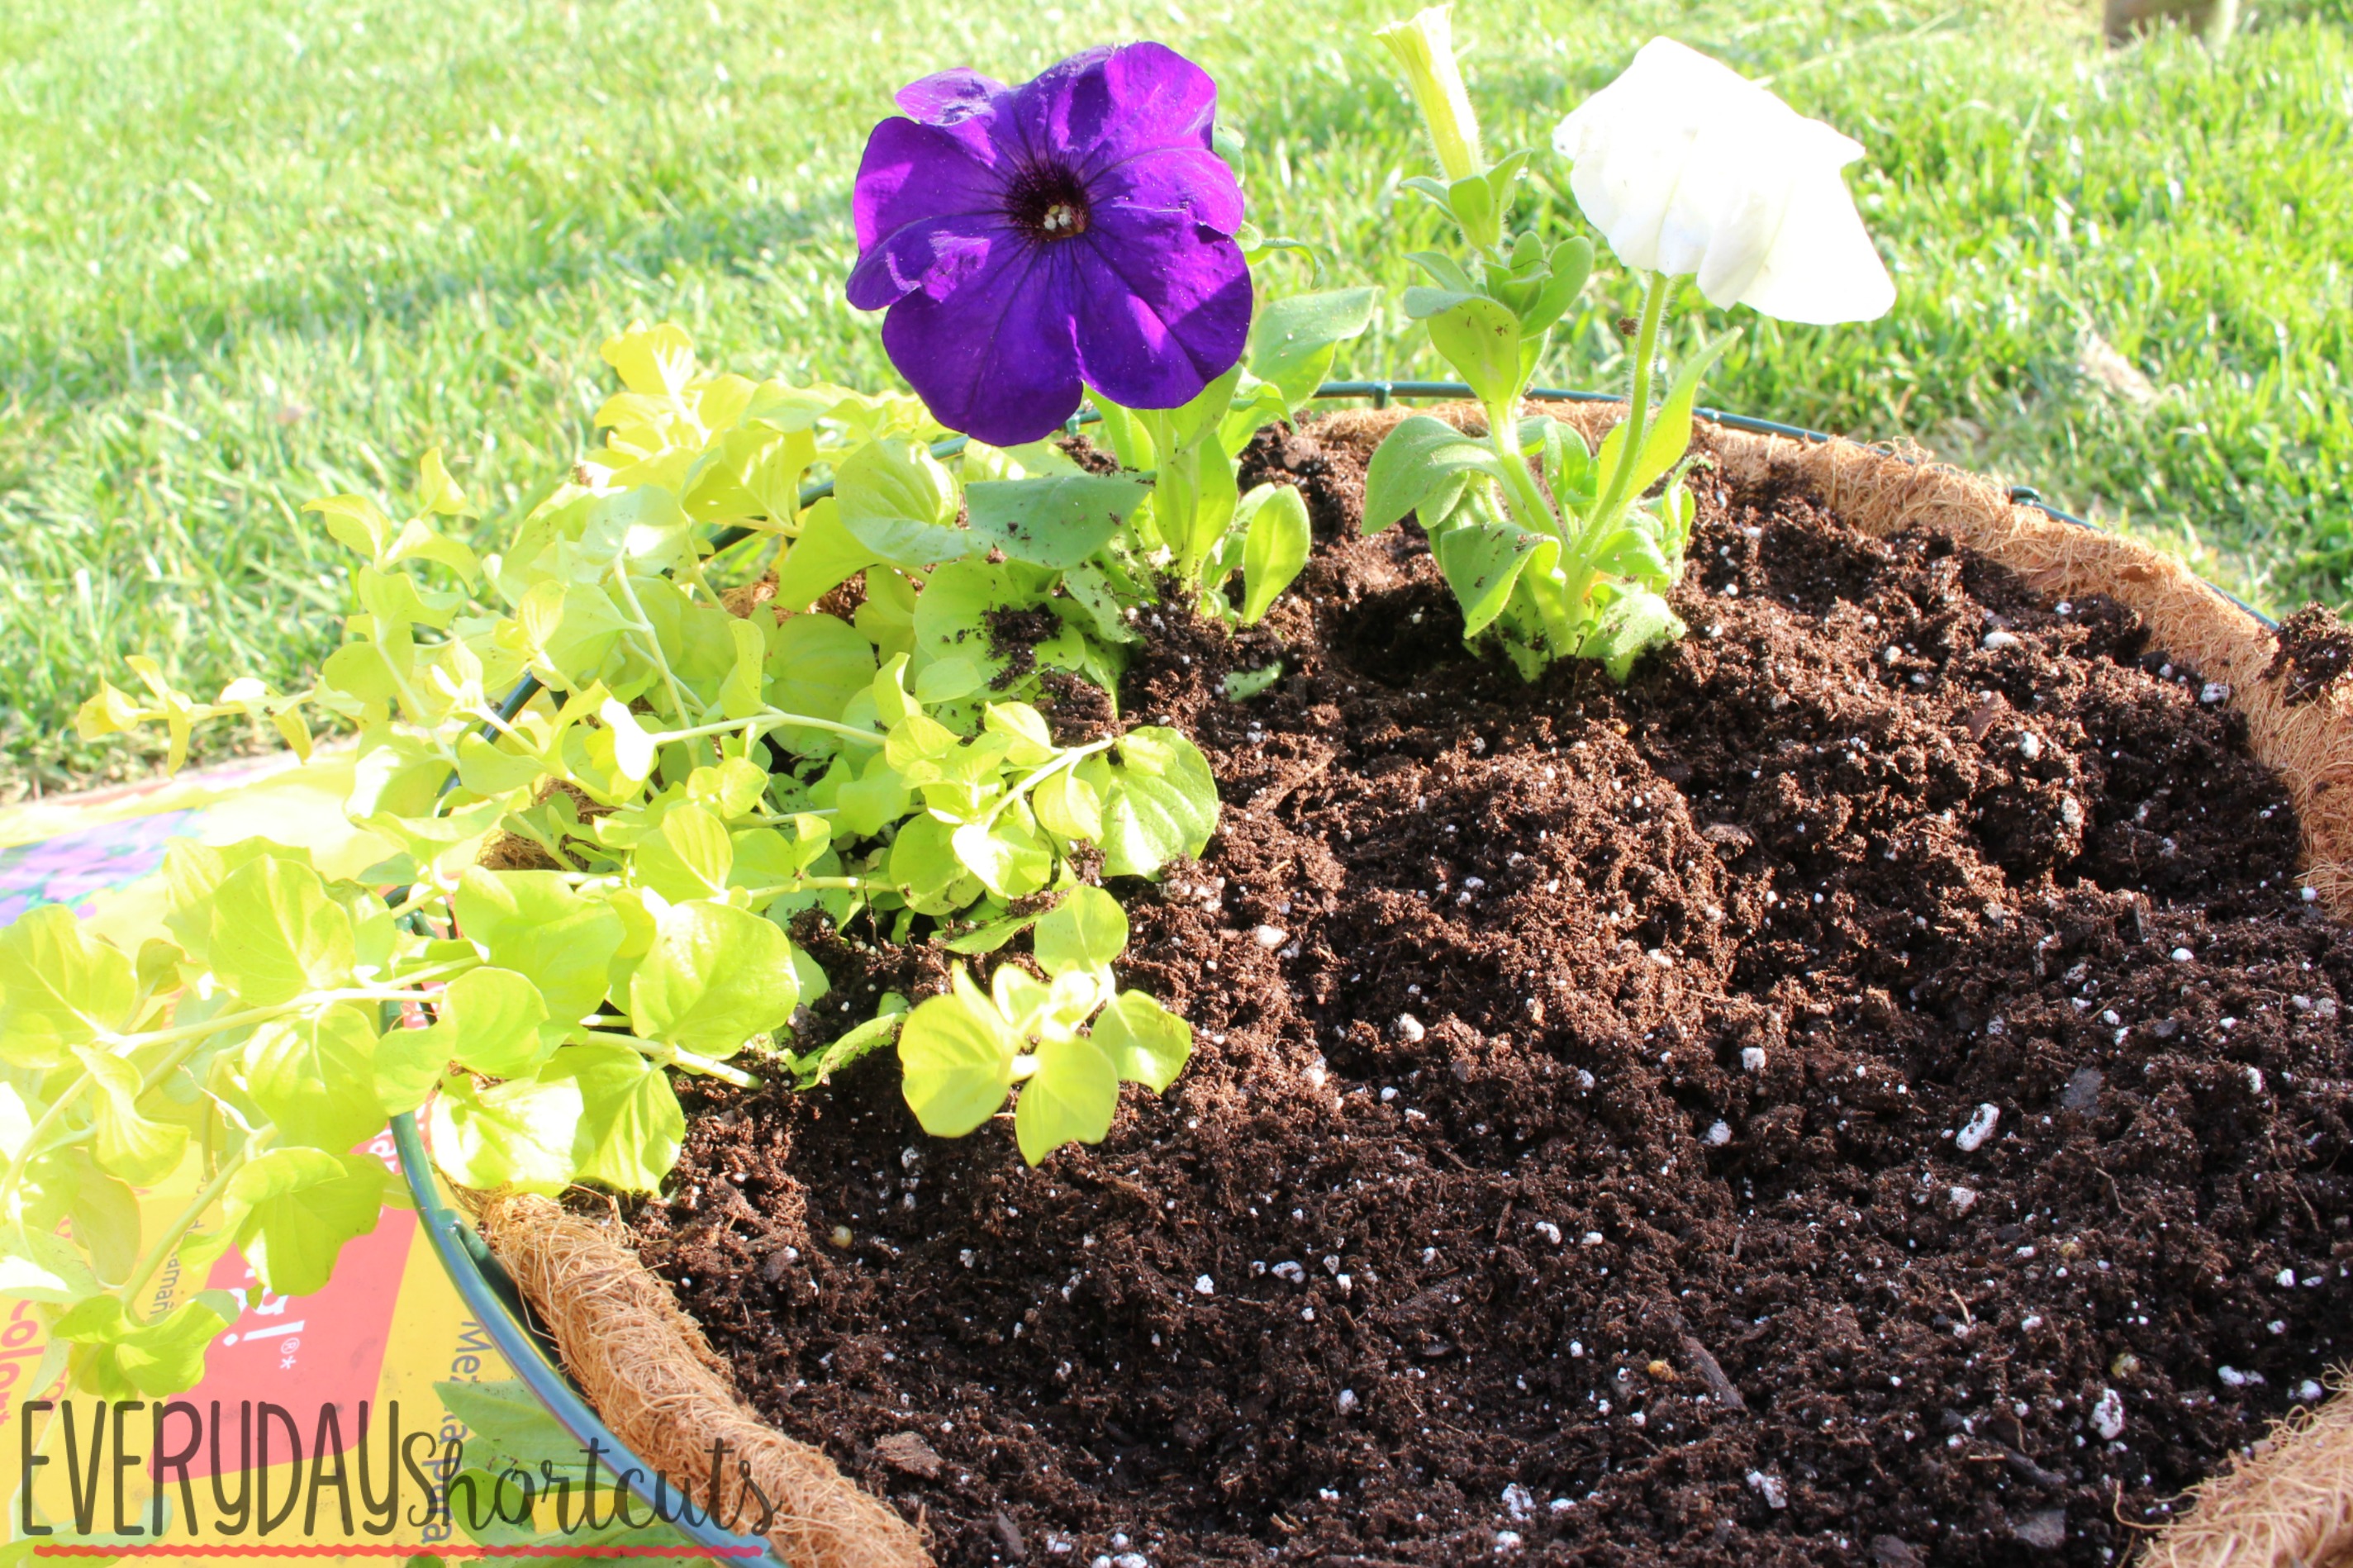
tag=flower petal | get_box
[1552,35,1886,327]
[880,240,1085,446]
[849,117,1010,308]
[1090,143,1245,238]
[1068,208,1252,411]
[848,221,996,312]
[896,68,1010,125]
[1735,161,1895,325]
[1006,42,1223,174]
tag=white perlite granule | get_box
[1956,1103,2000,1152]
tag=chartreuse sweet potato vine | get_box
[7,316,1288,1403]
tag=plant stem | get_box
[655,709,884,748]
[1481,400,1562,541]
[116,1136,267,1316]
[608,567,696,729]
[1585,271,1675,541]
[597,1033,761,1089]
[981,738,1117,830]
[0,964,473,1219]
[734,876,876,897]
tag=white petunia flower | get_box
[1551,38,1894,325]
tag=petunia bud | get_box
[1551,38,1894,325]
[1375,7,1485,186]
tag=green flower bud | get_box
[1375,6,1484,185]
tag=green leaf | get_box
[1517,235,1594,340]
[784,994,909,1089]
[1248,287,1380,409]
[373,1025,449,1116]
[765,611,879,753]
[455,733,549,797]
[1032,886,1128,978]
[1014,1033,1119,1165]
[718,615,767,720]
[516,582,632,691]
[1424,295,1524,409]
[1217,376,1294,459]
[1402,285,1482,321]
[910,558,1040,687]
[1406,249,1477,293]
[985,701,1058,764]
[941,909,1044,954]
[578,485,692,570]
[915,654,985,706]
[207,856,356,1006]
[688,757,769,820]
[0,905,137,1068]
[888,814,982,915]
[1177,439,1240,571]
[74,1046,188,1186]
[1238,483,1311,624]
[1542,419,1599,513]
[385,518,482,582]
[1057,564,1140,645]
[596,699,658,788]
[1223,661,1285,701]
[772,497,880,611]
[0,1222,103,1304]
[434,1379,598,1475]
[835,438,969,567]
[36,1151,139,1284]
[1099,727,1219,878]
[628,900,800,1054]
[241,1004,387,1154]
[897,986,1014,1138]
[834,752,915,839]
[730,818,832,899]
[1577,587,1688,682]
[1446,171,1497,246]
[1032,767,1104,843]
[1165,364,1245,452]
[536,1043,682,1195]
[435,967,555,1079]
[1091,989,1194,1093]
[427,1069,580,1194]
[634,802,734,904]
[416,447,471,516]
[305,494,393,561]
[60,1294,236,1399]
[1587,516,1676,590]
[454,870,625,1028]
[1085,392,1153,470]
[964,475,1147,569]
[951,819,1054,900]
[1432,516,1560,639]
[224,1148,387,1297]
[1362,414,1502,534]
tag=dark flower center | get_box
[1006,163,1091,241]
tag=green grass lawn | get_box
[1,0,2346,793]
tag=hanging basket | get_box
[399,388,2353,1568]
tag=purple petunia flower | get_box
[847,43,1253,447]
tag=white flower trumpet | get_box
[1552,38,1895,325]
